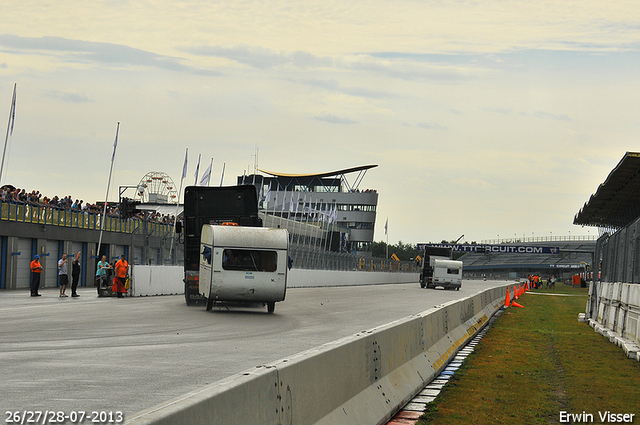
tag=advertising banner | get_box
[417,243,561,255]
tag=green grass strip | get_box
[418,285,640,424]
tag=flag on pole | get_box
[301,195,306,218]
[9,83,16,136]
[199,158,213,186]
[181,148,188,181]
[193,154,201,185]
[384,218,388,235]
[111,122,120,161]
[265,187,271,207]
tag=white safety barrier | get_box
[125,285,508,425]
[586,281,640,360]
[130,266,184,296]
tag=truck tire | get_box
[206,297,214,311]
[267,302,275,314]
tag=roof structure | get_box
[256,165,378,192]
[574,152,640,230]
[257,165,378,179]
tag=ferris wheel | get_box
[134,171,178,204]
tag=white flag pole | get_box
[385,217,389,259]
[97,122,120,259]
[169,148,188,259]
[219,162,226,187]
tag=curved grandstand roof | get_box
[257,164,378,179]
[574,152,640,229]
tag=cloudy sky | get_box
[1,1,639,245]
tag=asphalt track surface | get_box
[0,279,510,421]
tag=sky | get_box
[1,1,639,245]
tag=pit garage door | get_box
[43,240,60,289]
[15,238,34,289]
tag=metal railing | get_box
[289,244,417,272]
[0,200,174,236]
[481,235,598,245]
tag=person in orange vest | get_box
[30,255,43,297]
[113,254,129,298]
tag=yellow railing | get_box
[0,201,173,236]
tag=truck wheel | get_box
[267,302,275,314]
[206,298,214,311]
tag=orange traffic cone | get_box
[504,288,511,307]
[511,300,524,308]
[514,285,519,300]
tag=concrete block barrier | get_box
[129,266,419,297]
[126,285,508,425]
[585,281,640,362]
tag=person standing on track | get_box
[95,255,111,290]
[113,254,129,298]
[71,251,81,297]
[30,254,42,297]
[58,253,69,297]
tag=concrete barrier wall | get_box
[586,281,640,359]
[129,266,419,296]
[288,269,419,288]
[125,284,508,425]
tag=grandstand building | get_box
[574,151,640,284]
[237,165,378,256]
[458,239,596,280]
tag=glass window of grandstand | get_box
[353,241,372,251]
[337,204,376,212]
[348,222,373,230]
[222,249,278,272]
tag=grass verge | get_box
[417,285,640,424]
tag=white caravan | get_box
[420,257,463,291]
[199,224,289,313]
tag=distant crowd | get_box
[0,185,176,224]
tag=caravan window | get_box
[222,249,278,272]
[447,268,459,275]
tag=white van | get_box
[199,225,289,313]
